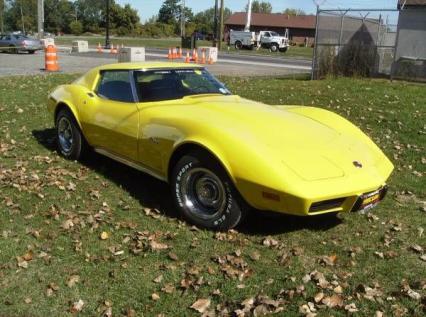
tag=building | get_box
[393,0,426,80]
[225,12,316,44]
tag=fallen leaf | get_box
[190,298,211,313]
[153,275,163,283]
[100,231,109,240]
[410,244,423,253]
[345,303,358,312]
[150,240,168,251]
[168,252,178,261]
[322,294,344,308]
[70,299,84,313]
[314,292,324,303]
[151,293,160,301]
[67,275,80,288]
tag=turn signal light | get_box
[262,191,280,201]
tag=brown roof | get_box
[398,0,426,8]
[225,12,316,30]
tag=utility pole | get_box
[218,0,224,50]
[213,0,218,47]
[0,0,4,34]
[105,0,110,48]
[180,0,185,37]
[20,0,25,34]
[37,0,44,39]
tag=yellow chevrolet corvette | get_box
[47,62,394,230]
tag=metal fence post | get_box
[311,5,320,80]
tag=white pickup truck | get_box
[229,30,290,52]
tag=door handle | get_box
[87,92,95,98]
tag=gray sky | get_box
[116,0,398,22]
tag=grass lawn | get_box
[54,35,313,60]
[0,74,425,316]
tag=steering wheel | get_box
[191,84,211,93]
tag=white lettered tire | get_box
[171,153,245,230]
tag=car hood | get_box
[174,95,391,181]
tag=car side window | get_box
[96,70,134,103]
[5,35,11,40]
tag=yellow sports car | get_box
[47,62,394,230]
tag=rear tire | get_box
[9,45,17,54]
[235,41,243,50]
[55,108,87,160]
[28,50,36,54]
[171,153,245,230]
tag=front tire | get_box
[55,108,86,160]
[270,43,279,52]
[171,153,245,230]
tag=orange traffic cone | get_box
[185,51,190,63]
[201,49,206,64]
[193,49,198,63]
[178,47,182,58]
[97,43,103,53]
[168,48,173,60]
[45,45,59,72]
[208,53,214,65]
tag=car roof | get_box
[74,62,206,90]
[96,62,204,71]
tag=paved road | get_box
[75,47,311,71]
[0,47,311,77]
[146,48,312,71]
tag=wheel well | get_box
[167,143,230,182]
[54,102,73,122]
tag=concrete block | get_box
[198,47,218,63]
[41,38,55,48]
[118,47,146,63]
[72,41,89,53]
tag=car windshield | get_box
[270,31,279,37]
[134,68,231,102]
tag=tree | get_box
[69,20,82,35]
[283,8,306,16]
[44,0,75,34]
[245,1,272,14]
[192,6,232,34]
[158,0,180,24]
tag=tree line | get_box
[0,0,305,37]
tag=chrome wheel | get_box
[179,168,227,220]
[57,117,74,154]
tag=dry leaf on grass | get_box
[190,298,211,313]
[70,299,84,313]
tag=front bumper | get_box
[237,179,390,216]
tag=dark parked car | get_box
[0,33,42,54]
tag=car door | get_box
[80,70,139,161]
[0,35,11,47]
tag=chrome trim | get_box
[94,148,167,182]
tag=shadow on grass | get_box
[32,128,342,235]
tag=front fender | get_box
[48,85,86,130]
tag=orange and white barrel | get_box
[45,45,59,72]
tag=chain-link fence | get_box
[312,9,399,79]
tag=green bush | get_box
[69,20,83,35]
